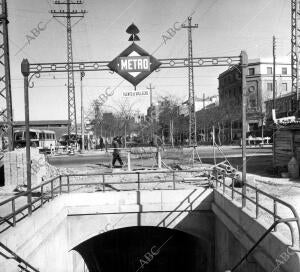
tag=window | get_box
[249,68,255,75]
[248,86,257,109]
[267,82,273,91]
[15,132,23,141]
[29,132,38,140]
[267,67,273,74]
[281,83,288,92]
[282,67,287,75]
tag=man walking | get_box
[112,136,123,167]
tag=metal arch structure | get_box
[22,52,249,203]
[291,0,300,114]
[28,56,242,73]
[0,0,12,150]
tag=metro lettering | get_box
[119,56,150,71]
[138,59,143,69]
[121,59,128,70]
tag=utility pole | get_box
[272,36,277,169]
[147,83,155,139]
[203,93,206,141]
[147,83,155,107]
[241,50,248,208]
[291,0,300,116]
[0,0,13,150]
[273,35,276,110]
[182,17,198,146]
[50,1,86,142]
[80,71,85,152]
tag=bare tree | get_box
[158,96,180,147]
[116,99,136,147]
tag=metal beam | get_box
[0,0,12,150]
[291,0,300,114]
[28,56,241,74]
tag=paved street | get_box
[48,145,273,176]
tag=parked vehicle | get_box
[58,133,89,149]
[13,129,56,152]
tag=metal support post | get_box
[291,0,300,115]
[50,0,86,141]
[212,125,216,165]
[192,146,195,168]
[0,0,13,150]
[241,51,248,208]
[182,17,198,146]
[21,59,32,215]
[80,71,85,152]
[127,151,131,171]
[157,148,162,169]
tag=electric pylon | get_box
[50,0,86,140]
[291,0,300,115]
[182,17,198,146]
[0,0,12,150]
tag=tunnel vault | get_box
[73,226,209,272]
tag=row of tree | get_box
[88,95,260,146]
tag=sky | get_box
[7,0,291,121]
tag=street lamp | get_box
[229,51,248,208]
[21,59,32,215]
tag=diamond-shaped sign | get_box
[108,43,161,87]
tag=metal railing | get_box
[215,174,300,249]
[0,169,211,232]
[0,176,61,232]
[230,218,298,271]
[0,169,299,251]
[0,242,39,271]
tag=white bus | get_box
[38,130,56,150]
[13,129,56,151]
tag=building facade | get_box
[217,57,291,140]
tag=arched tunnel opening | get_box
[73,226,209,272]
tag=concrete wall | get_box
[1,188,299,272]
[0,188,214,272]
[0,195,72,272]
[66,188,214,271]
[213,190,300,272]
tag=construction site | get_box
[1,0,300,271]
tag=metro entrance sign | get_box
[118,56,150,72]
[108,43,161,87]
